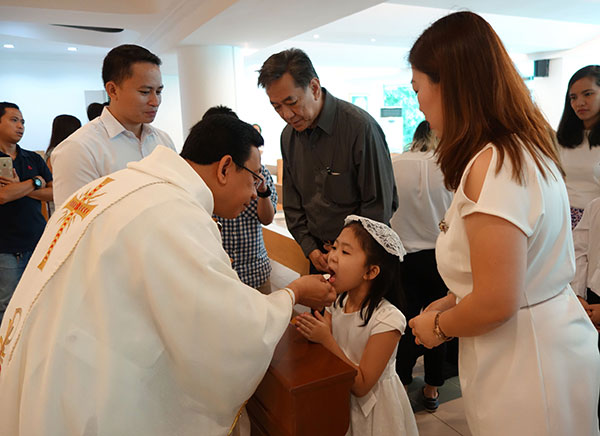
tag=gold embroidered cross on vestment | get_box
[37,177,114,271]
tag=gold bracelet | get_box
[433,311,453,342]
[282,288,295,306]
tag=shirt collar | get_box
[100,107,156,141]
[0,144,21,158]
[313,88,336,136]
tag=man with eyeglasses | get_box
[203,106,277,294]
[0,114,335,436]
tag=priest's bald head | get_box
[180,115,264,219]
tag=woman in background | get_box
[44,114,81,213]
[557,65,600,228]
[390,120,453,412]
[408,11,599,436]
[45,114,81,172]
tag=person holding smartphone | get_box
[0,102,53,324]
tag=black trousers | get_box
[396,249,450,387]
[587,289,600,423]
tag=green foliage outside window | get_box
[383,85,424,152]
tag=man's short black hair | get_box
[202,105,239,120]
[0,102,19,120]
[257,48,319,89]
[86,102,104,121]
[102,44,162,85]
[180,115,264,166]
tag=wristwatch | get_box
[433,311,453,342]
[257,185,271,198]
[31,177,42,190]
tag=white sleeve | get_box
[371,303,406,336]
[129,200,292,419]
[457,146,541,237]
[51,139,101,207]
[572,205,592,298]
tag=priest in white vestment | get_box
[0,115,336,436]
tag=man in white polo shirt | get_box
[51,44,175,206]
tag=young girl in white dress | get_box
[295,215,419,436]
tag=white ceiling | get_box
[291,3,600,54]
[0,0,599,68]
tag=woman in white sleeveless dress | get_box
[407,12,600,436]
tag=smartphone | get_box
[0,157,13,178]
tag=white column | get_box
[176,45,243,133]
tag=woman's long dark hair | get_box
[46,114,82,156]
[556,65,600,149]
[335,222,406,326]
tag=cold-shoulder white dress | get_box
[436,144,600,435]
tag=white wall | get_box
[3,36,598,164]
[528,35,600,130]
[0,55,184,153]
[237,44,413,166]
[530,58,565,129]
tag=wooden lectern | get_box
[247,324,356,436]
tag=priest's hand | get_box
[286,275,336,309]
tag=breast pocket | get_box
[324,172,358,206]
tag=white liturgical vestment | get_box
[0,146,294,436]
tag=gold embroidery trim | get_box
[228,400,249,435]
[0,308,22,373]
[38,177,114,271]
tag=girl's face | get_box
[412,68,443,136]
[569,76,600,129]
[327,227,371,294]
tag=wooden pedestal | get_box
[247,324,356,436]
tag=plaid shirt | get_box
[214,165,277,288]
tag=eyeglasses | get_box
[235,163,264,190]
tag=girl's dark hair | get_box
[556,65,600,149]
[335,221,405,326]
[46,114,82,155]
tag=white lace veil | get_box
[343,215,406,260]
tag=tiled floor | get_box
[269,259,472,436]
[407,361,471,436]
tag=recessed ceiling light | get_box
[67,47,77,52]
[313,34,319,39]
[3,44,14,49]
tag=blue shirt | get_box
[214,166,277,288]
[0,145,53,253]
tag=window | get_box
[383,85,424,152]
